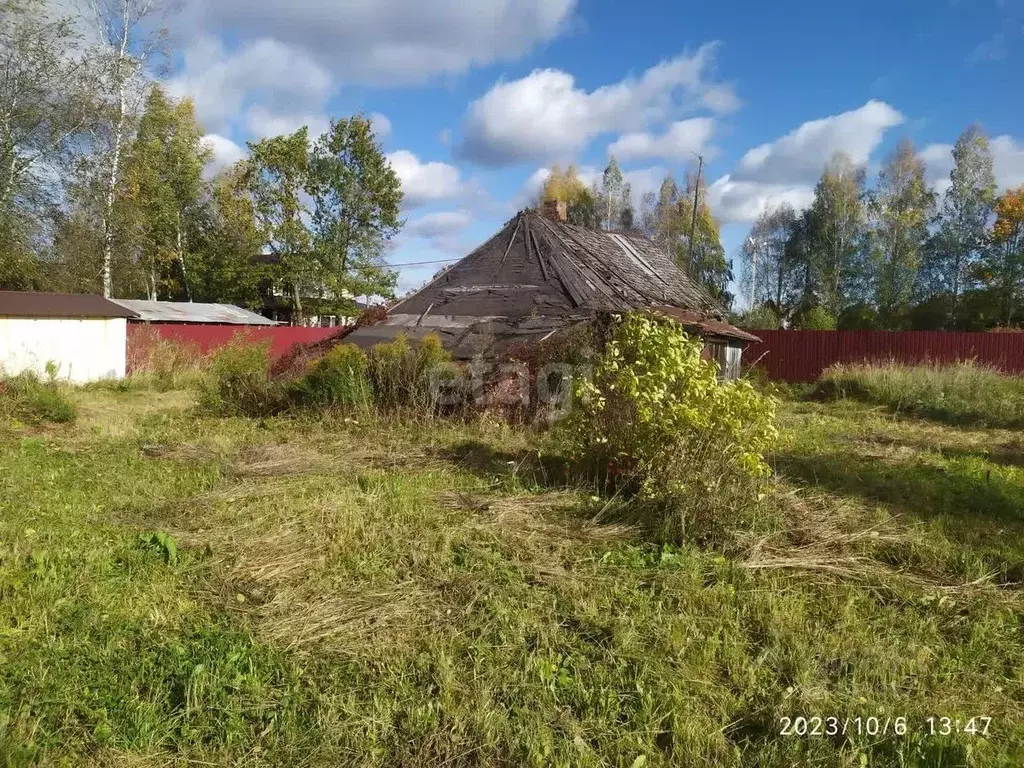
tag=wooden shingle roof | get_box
[392,210,722,318]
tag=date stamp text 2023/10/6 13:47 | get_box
[779,716,994,738]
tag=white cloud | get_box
[991,136,1024,189]
[167,36,334,135]
[706,176,816,225]
[202,134,247,175]
[369,112,392,139]
[406,210,472,239]
[921,134,1024,194]
[181,0,577,85]
[608,118,716,163]
[734,100,904,185]
[386,150,464,206]
[246,106,331,141]
[702,100,904,224]
[459,43,736,166]
[700,85,741,115]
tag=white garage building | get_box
[0,292,138,383]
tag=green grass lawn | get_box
[1,386,1022,766]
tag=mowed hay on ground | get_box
[0,384,1022,766]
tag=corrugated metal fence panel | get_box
[127,323,341,372]
[745,330,1024,382]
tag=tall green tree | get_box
[741,203,799,316]
[122,86,176,299]
[640,175,683,249]
[619,182,634,230]
[807,151,867,314]
[678,171,730,304]
[981,186,1024,326]
[0,0,95,288]
[306,115,403,308]
[244,128,312,322]
[921,125,997,316]
[122,86,211,299]
[191,164,267,308]
[87,0,169,297]
[538,164,600,228]
[599,156,624,231]
[868,139,934,326]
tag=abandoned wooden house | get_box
[345,201,759,379]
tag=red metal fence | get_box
[127,323,342,371]
[745,330,1024,382]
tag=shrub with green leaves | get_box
[368,333,453,411]
[0,371,77,424]
[198,339,281,417]
[795,305,837,330]
[289,343,371,410]
[568,313,778,543]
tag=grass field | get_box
[1,383,1022,766]
[816,360,1024,429]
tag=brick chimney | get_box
[542,199,567,222]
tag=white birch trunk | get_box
[100,1,131,298]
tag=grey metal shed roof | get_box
[0,291,138,319]
[109,300,278,325]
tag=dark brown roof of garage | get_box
[391,210,723,318]
[0,291,138,319]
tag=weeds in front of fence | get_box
[815,360,1024,428]
[125,327,208,390]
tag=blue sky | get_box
[165,0,1023,299]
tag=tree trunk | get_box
[292,281,303,326]
[176,209,191,301]
[100,9,132,299]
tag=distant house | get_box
[0,291,138,382]
[345,202,758,378]
[109,300,279,327]
[251,254,366,328]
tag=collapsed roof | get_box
[345,209,755,360]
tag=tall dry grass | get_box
[816,360,1024,428]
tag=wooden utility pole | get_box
[687,153,703,276]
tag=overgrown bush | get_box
[367,333,453,412]
[816,360,1024,428]
[736,305,781,330]
[567,313,778,544]
[289,343,371,411]
[0,371,77,424]
[794,305,837,330]
[126,328,206,390]
[198,340,282,416]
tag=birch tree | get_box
[740,204,798,315]
[599,156,623,231]
[921,125,997,313]
[122,86,209,299]
[0,0,94,279]
[868,140,934,325]
[306,115,402,309]
[807,151,867,314]
[87,0,167,297]
[243,128,312,323]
